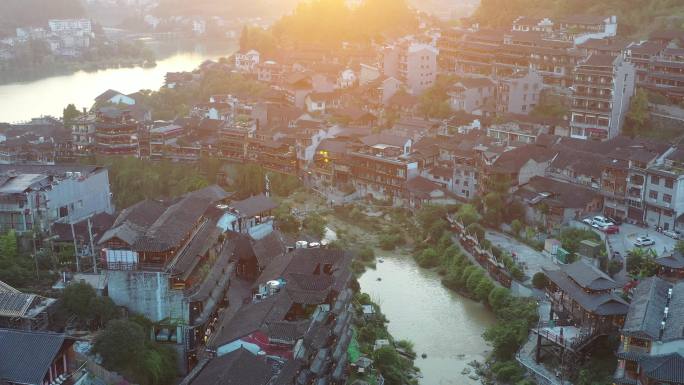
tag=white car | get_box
[582,218,594,226]
[663,230,681,240]
[592,216,614,228]
[634,237,655,247]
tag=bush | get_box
[378,233,404,250]
[302,213,327,239]
[475,277,495,302]
[492,360,525,383]
[358,245,375,263]
[466,222,485,242]
[466,269,485,293]
[416,248,440,268]
[532,272,548,289]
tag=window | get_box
[651,175,660,185]
[665,178,674,189]
[649,190,658,199]
[664,194,672,203]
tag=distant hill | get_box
[0,0,84,33]
[152,0,300,21]
[471,0,684,37]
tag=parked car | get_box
[592,216,614,228]
[601,224,620,234]
[582,218,594,226]
[663,230,681,240]
[634,237,655,247]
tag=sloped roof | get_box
[639,353,684,383]
[191,348,271,385]
[360,133,410,148]
[656,252,684,269]
[0,329,69,385]
[490,145,557,173]
[252,230,286,267]
[622,277,671,339]
[230,194,277,218]
[95,89,125,102]
[564,260,619,291]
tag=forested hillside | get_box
[0,0,84,35]
[472,0,684,37]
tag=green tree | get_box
[624,89,650,137]
[488,287,511,309]
[62,104,81,126]
[417,247,440,268]
[90,296,119,328]
[510,219,523,237]
[303,212,327,239]
[457,204,481,226]
[532,272,548,289]
[466,222,485,243]
[475,277,495,302]
[483,320,528,360]
[0,230,18,259]
[62,281,97,320]
[94,319,146,371]
[466,269,485,293]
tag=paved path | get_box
[485,230,559,284]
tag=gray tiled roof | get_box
[191,348,271,385]
[639,353,684,383]
[563,260,619,291]
[544,265,628,316]
[0,328,68,385]
[622,277,671,339]
[230,194,278,218]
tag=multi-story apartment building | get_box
[615,277,684,385]
[69,112,96,155]
[349,133,418,204]
[448,77,496,114]
[496,70,544,115]
[644,148,684,231]
[569,54,636,140]
[0,165,113,233]
[383,42,438,95]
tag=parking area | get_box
[607,223,679,258]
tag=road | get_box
[485,230,559,284]
[606,223,678,258]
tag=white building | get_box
[383,42,438,95]
[234,50,260,72]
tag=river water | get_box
[359,254,495,385]
[0,42,236,123]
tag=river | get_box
[359,254,495,385]
[0,42,236,123]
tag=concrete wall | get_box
[611,59,636,138]
[107,270,187,323]
[48,169,114,224]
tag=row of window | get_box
[648,190,673,203]
[650,175,675,189]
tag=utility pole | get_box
[87,216,97,274]
[70,222,80,272]
[32,232,39,279]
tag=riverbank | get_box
[0,57,156,86]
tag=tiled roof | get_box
[191,348,271,385]
[564,260,619,291]
[0,329,69,385]
[639,353,684,383]
[230,194,278,218]
[656,252,684,269]
[622,277,671,339]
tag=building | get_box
[221,194,278,237]
[95,109,139,155]
[569,54,636,140]
[99,186,232,371]
[556,15,618,44]
[349,133,418,204]
[94,89,136,106]
[644,148,684,231]
[209,247,354,385]
[448,77,496,114]
[496,70,544,115]
[235,50,261,72]
[0,280,56,331]
[383,42,438,95]
[0,328,76,385]
[615,277,684,385]
[0,164,113,234]
[70,112,97,155]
